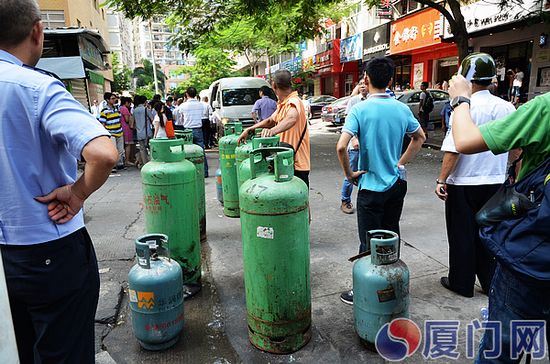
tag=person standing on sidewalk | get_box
[340,80,368,214]
[418,81,433,137]
[180,87,209,177]
[99,92,125,170]
[0,1,119,361]
[237,69,310,187]
[435,53,516,298]
[448,72,550,364]
[336,57,425,304]
[251,85,277,123]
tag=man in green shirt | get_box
[449,74,550,363]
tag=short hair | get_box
[273,70,292,90]
[365,57,394,89]
[0,0,41,48]
[166,96,173,102]
[186,87,197,98]
[260,85,271,95]
[104,92,114,101]
[421,81,429,88]
[472,79,492,87]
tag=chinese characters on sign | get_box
[390,8,444,54]
[377,319,546,361]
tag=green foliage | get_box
[132,59,167,94]
[134,86,155,100]
[111,53,132,92]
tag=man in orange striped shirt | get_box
[237,69,310,186]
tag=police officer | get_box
[435,53,516,298]
[0,1,118,362]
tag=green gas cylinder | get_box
[235,139,253,190]
[239,148,311,353]
[128,234,184,351]
[174,130,207,242]
[237,136,280,190]
[141,139,201,288]
[219,122,242,217]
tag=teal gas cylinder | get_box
[353,230,409,348]
[237,136,280,190]
[128,234,184,351]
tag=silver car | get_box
[396,89,449,123]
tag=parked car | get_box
[308,95,337,119]
[396,89,449,124]
[321,96,351,126]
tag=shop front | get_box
[38,29,110,110]
[313,39,342,97]
[390,8,458,89]
[443,0,549,100]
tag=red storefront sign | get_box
[314,39,341,74]
[390,8,444,54]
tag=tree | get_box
[132,59,167,94]
[111,53,132,92]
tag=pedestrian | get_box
[90,99,100,119]
[340,79,368,214]
[201,96,213,149]
[440,99,452,134]
[336,57,426,305]
[506,68,515,101]
[435,53,516,298]
[448,71,550,364]
[251,85,277,124]
[153,102,167,139]
[99,92,125,170]
[237,69,310,187]
[418,81,433,138]
[164,96,174,121]
[119,96,135,167]
[512,66,524,106]
[0,1,119,362]
[179,87,209,177]
[132,95,150,168]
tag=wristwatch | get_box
[450,96,470,110]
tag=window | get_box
[109,33,121,47]
[222,88,261,106]
[41,10,65,29]
[408,92,421,103]
[77,19,81,28]
[431,90,449,101]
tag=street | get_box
[89,119,489,363]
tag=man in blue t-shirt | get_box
[336,57,426,305]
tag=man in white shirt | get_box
[435,53,516,298]
[179,87,209,177]
[512,67,524,106]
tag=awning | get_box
[36,56,86,79]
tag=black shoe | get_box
[440,277,473,298]
[340,290,353,305]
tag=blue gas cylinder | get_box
[353,230,409,347]
[128,234,184,351]
[215,168,223,204]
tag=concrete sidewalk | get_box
[90,127,491,363]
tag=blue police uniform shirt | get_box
[0,50,109,245]
[342,94,420,192]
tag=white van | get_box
[209,77,275,128]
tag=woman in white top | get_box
[153,102,167,138]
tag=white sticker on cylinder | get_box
[280,175,289,179]
[257,226,274,239]
[138,257,148,266]
[129,289,138,302]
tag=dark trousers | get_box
[1,228,99,364]
[294,170,310,188]
[356,179,407,253]
[445,184,499,296]
[201,119,211,148]
[191,127,209,177]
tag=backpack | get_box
[423,91,434,113]
[478,155,550,281]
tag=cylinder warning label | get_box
[257,226,274,239]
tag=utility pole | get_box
[148,18,160,96]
